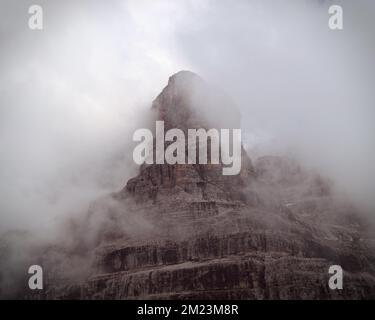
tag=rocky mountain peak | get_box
[152,70,240,131]
[168,70,203,86]
[122,72,254,207]
[22,72,375,300]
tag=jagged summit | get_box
[22,72,375,300]
[156,70,203,101]
[164,70,205,98]
[168,70,202,83]
[123,71,254,207]
[152,71,240,131]
[152,70,206,131]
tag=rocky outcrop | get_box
[32,71,375,300]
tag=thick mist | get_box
[172,0,375,213]
[0,0,374,238]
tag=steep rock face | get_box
[118,71,254,222]
[39,71,375,300]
